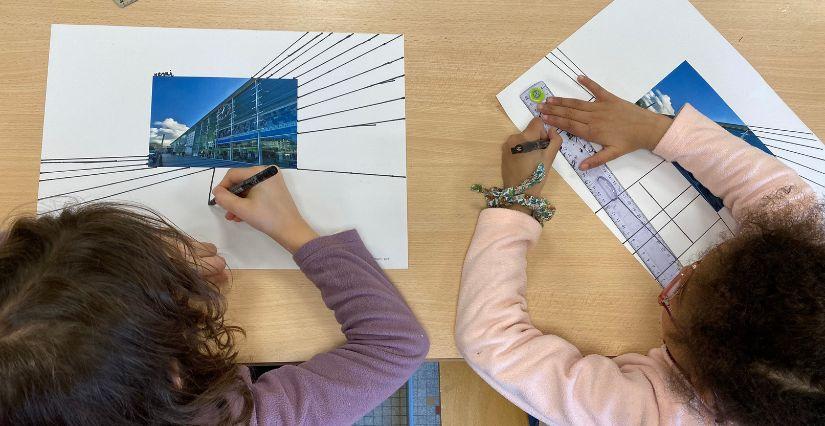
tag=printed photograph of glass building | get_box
[634,61,773,211]
[148,76,297,169]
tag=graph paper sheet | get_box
[39,25,407,269]
[498,0,824,283]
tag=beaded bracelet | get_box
[471,163,556,225]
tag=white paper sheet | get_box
[39,25,408,269]
[498,0,824,282]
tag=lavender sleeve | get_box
[242,230,429,426]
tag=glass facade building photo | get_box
[148,77,298,169]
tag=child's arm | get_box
[456,209,682,424]
[212,168,429,425]
[539,75,815,221]
[456,122,682,424]
[652,103,813,220]
[249,230,428,425]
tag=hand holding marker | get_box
[210,165,319,253]
[511,87,553,155]
[208,166,279,206]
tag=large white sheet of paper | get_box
[498,0,824,284]
[39,25,408,268]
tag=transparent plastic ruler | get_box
[521,81,681,285]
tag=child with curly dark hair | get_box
[0,167,428,425]
[456,75,824,425]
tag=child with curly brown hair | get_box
[456,75,824,425]
[0,167,428,425]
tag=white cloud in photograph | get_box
[149,118,189,146]
[638,89,675,115]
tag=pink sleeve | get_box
[455,209,704,424]
[653,104,814,221]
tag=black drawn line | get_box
[775,156,825,176]
[550,51,586,88]
[639,181,695,245]
[208,167,216,204]
[38,168,214,216]
[298,117,405,135]
[297,168,406,178]
[40,163,153,174]
[277,33,354,78]
[764,144,825,162]
[39,167,190,201]
[543,55,594,98]
[39,166,151,182]
[626,192,700,253]
[754,135,822,150]
[293,34,381,80]
[625,191,700,253]
[298,74,403,110]
[252,32,309,79]
[593,159,666,215]
[556,48,588,76]
[751,128,820,142]
[266,32,332,79]
[747,125,813,136]
[41,155,147,162]
[298,35,403,88]
[298,57,404,98]
[298,97,405,122]
[40,159,149,165]
[801,175,825,189]
[259,32,323,79]
[655,218,723,280]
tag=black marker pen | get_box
[511,140,551,155]
[208,165,279,206]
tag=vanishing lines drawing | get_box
[39,31,407,216]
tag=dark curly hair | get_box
[0,203,252,424]
[678,196,825,424]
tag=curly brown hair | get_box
[0,203,252,424]
[678,197,825,424]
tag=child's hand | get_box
[501,117,562,215]
[167,237,229,285]
[212,167,319,253]
[189,241,229,285]
[537,75,673,170]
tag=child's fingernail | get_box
[580,162,590,170]
[548,97,559,104]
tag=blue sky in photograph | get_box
[150,76,246,127]
[646,61,743,125]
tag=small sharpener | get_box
[520,81,555,133]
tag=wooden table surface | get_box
[1,0,823,363]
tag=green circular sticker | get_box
[529,87,546,103]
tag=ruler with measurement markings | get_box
[521,81,681,285]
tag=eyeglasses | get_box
[658,260,701,322]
